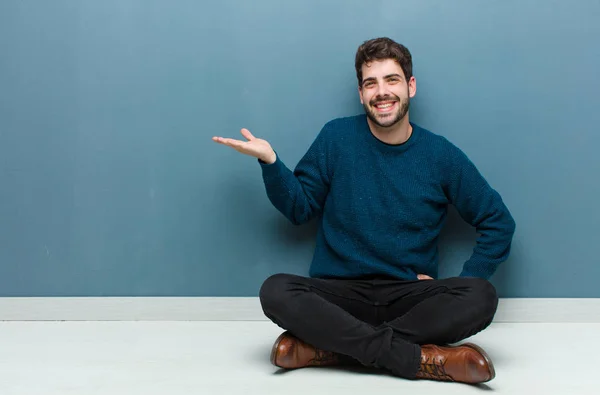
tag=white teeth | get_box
[376,103,393,109]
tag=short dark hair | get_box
[355,37,413,86]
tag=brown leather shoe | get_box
[416,343,495,384]
[270,331,340,369]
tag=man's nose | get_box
[375,82,389,98]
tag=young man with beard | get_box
[212,37,515,384]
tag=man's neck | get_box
[367,115,412,145]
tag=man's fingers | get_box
[417,274,433,280]
[240,128,255,141]
[213,136,245,148]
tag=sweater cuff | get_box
[459,264,493,280]
[258,152,286,178]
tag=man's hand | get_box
[417,274,433,280]
[213,128,276,164]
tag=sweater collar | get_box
[359,114,422,153]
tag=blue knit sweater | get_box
[259,115,516,280]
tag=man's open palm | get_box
[213,128,276,164]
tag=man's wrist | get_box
[261,151,276,165]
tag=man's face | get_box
[358,59,416,128]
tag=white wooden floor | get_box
[0,321,598,395]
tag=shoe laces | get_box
[309,348,338,365]
[419,355,454,381]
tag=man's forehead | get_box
[362,59,403,78]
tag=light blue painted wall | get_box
[1,0,598,297]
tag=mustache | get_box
[370,95,400,105]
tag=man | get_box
[212,37,516,384]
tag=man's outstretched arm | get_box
[213,126,331,225]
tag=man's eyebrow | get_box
[362,74,403,83]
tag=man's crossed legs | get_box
[259,274,498,384]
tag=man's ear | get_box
[358,85,364,104]
[409,76,417,98]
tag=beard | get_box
[363,94,410,128]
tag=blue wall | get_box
[1,0,598,297]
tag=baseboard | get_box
[0,297,599,322]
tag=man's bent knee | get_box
[259,273,296,313]
[465,277,499,318]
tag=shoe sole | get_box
[270,331,290,367]
[461,342,496,382]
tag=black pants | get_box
[259,273,498,379]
